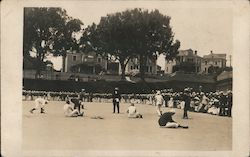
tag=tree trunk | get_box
[35,60,42,79]
[120,61,126,81]
[35,48,44,79]
[62,55,66,72]
[139,54,145,82]
[35,52,42,79]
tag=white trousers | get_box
[65,109,79,117]
[34,102,45,109]
[165,122,179,128]
[156,104,162,116]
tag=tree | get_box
[80,16,135,80]
[23,8,83,78]
[125,9,180,81]
[54,18,83,72]
[83,8,180,81]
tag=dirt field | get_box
[22,101,232,151]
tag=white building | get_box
[201,51,227,74]
[62,50,107,74]
[165,59,176,74]
[63,51,157,75]
[165,49,202,74]
[125,56,157,75]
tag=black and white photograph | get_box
[1,0,250,157]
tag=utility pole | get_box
[229,55,232,67]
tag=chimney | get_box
[210,50,213,54]
[194,50,197,55]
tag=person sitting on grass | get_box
[127,103,143,118]
[63,100,83,117]
[158,109,188,129]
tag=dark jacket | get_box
[182,93,191,110]
[113,91,121,103]
[158,112,175,126]
[71,98,81,110]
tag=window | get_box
[149,66,152,72]
[187,58,193,62]
[130,66,133,70]
[135,58,138,64]
[73,56,77,61]
[98,58,101,63]
[215,61,217,65]
[166,67,168,72]
[205,67,207,72]
[205,61,207,65]
[145,66,149,72]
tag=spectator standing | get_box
[219,92,227,116]
[226,90,232,117]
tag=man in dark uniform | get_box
[80,89,86,102]
[226,91,232,117]
[113,87,121,114]
[182,88,191,119]
[158,109,188,128]
[70,96,84,115]
[219,92,227,116]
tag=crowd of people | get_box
[23,87,232,118]
[25,87,233,129]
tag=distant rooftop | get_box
[177,49,202,58]
[203,51,226,59]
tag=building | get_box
[201,51,227,74]
[165,59,176,74]
[165,49,202,74]
[63,50,107,74]
[63,51,157,75]
[125,56,157,75]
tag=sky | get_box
[45,1,233,70]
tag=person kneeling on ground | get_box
[158,109,188,129]
[64,100,83,117]
[127,103,143,118]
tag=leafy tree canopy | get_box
[23,7,83,76]
[81,8,180,80]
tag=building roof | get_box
[177,49,202,58]
[203,53,226,60]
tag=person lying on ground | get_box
[158,109,188,129]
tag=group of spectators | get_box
[23,87,232,117]
[158,89,232,117]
